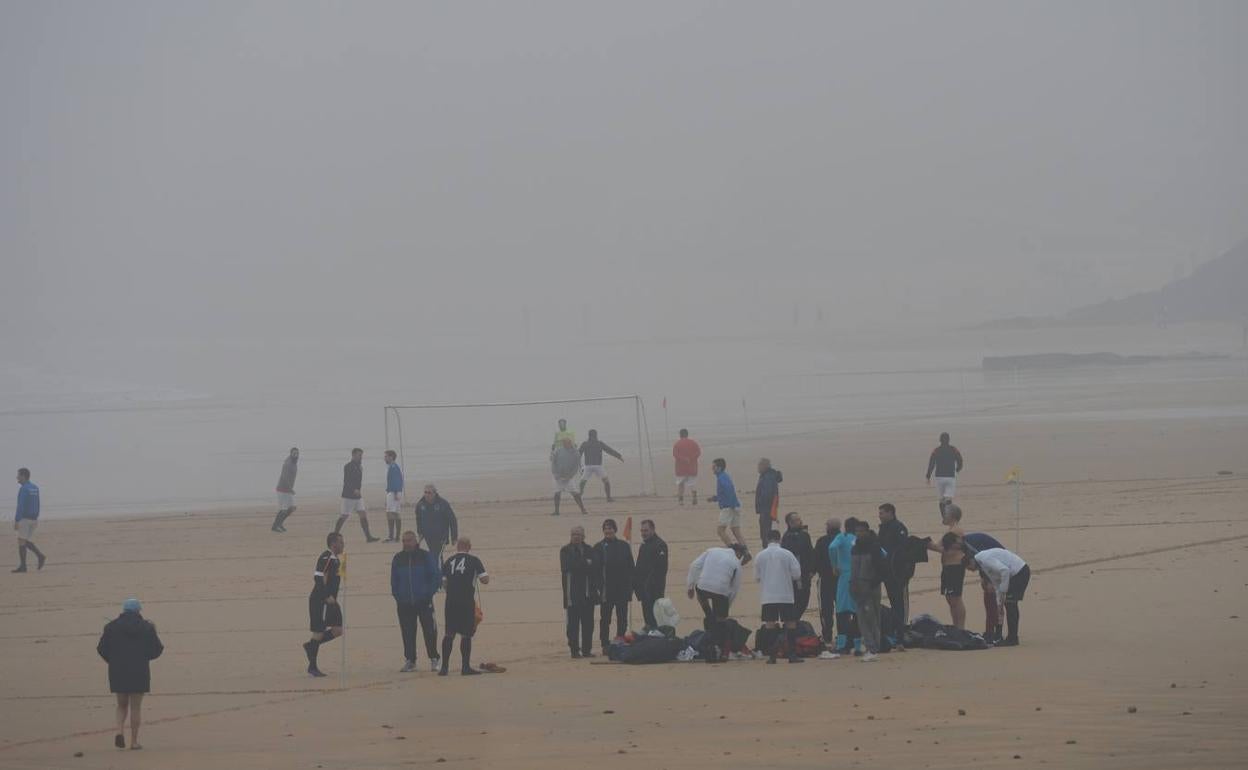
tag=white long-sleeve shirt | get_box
[687,547,744,602]
[973,547,1027,597]
[753,543,802,604]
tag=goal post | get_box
[383,395,658,498]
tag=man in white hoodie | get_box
[754,530,804,664]
[686,543,749,629]
[964,545,1031,647]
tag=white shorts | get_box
[277,492,295,510]
[554,476,579,495]
[385,492,402,514]
[934,477,956,501]
[677,475,697,489]
[717,507,742,528]
[16,519,37,540]
[581,465,608,482]
[341,498,366,516]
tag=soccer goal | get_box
[383,395,658,498]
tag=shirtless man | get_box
[928,503,968,629]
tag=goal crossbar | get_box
[383,395,657,497]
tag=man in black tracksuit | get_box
[633,519,668,630]
[877,503,910,627]
[595,518,635,648]
[336,448,378,541]
[755,458,783,548]
[560,526,599,658]
[390,531,442,672]
[416,484,459,563]
[780,511,815,618]
[813,518,841,643]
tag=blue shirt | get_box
[713,470,740,510]
[386,463,404,494]
[16,481,40,521]
[964,532,1003,552]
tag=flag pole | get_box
[742,398,750,436]
[662,397,670,445]
[1014,478,1021,552]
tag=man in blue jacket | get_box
[391,530,441,672]
[13,468,45,573]
[707,458,748,551]
[383,451,405,543]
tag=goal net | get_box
[383,395,658,501]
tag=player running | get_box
[672,429,701,505]
[551,438,588,516]
[336,448,379,542]
[440,538,490,676]
[926,432,964,510]
[707,458,747,549]
[303,533,345,677]
[578,429,623,501]
[271,448,298,533]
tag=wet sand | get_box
[1,415,1246,769]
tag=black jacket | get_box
[560,542,600,608]
[97,612,164,694]
[579,438,623,466]
[633,535,669,599]
[416,496,459,547]
[926,444,963,479]
[341,460,363,499]
[813,531,839,580]
[781,526,815,583]
[755,467,783,517]
[595,537,635,603]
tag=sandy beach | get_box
[2,412,1246,770]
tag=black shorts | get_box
[444,598,476,637]
[940,564,966,597]
[1005,565,1031,602]
[761,603,795,623]
[309,596,343,632]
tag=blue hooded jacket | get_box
[390,548,440,604]
[712,470,740,510]
[16,481,39,521]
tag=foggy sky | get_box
[2,0,1245,342]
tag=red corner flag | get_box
[622,516,633,542]
[662,397,667,409]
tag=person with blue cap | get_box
[97,597,164,750]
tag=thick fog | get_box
[3,0,1245,342]
[1,1,1246,512]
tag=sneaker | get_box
[271,526,282,533]
[860,652,879,662]
[438,668,449,677]
[400,660,416,673]
[818,651,841,660]
[550,511,560,516]
[571,650,582,659]
[114,734,125,749]
[995,637,1019,647]
[10,566,26,573]
[581,651,596,659]
[308,666,328,677]
[766,656,777,664]
[430,657,441,672]
[788,657,805,664]
[365,536,381,543]
[462,667,482,676]
[606,497,615,503]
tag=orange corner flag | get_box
[622,516,633,542]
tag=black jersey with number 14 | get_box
[442,553,487,602]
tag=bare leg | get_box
[947,596,967,629]
[114,694,128,747]
[730,526,747,548]
[716,525,733,546]
[129,693,143,748]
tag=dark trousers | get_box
[696,588,730,629]
[758,516,772,549]
[396,601,439,662]
[566,604,595,653]
[818,576,836,642]
[600,599,629,644]
[885,577,910,627]
[793,578,811,619]
[637,590,662,628]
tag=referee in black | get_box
[303,533,345,677]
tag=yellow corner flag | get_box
[1005,466,1022,484]
[338,552,346,582]
[622,516,633,542]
